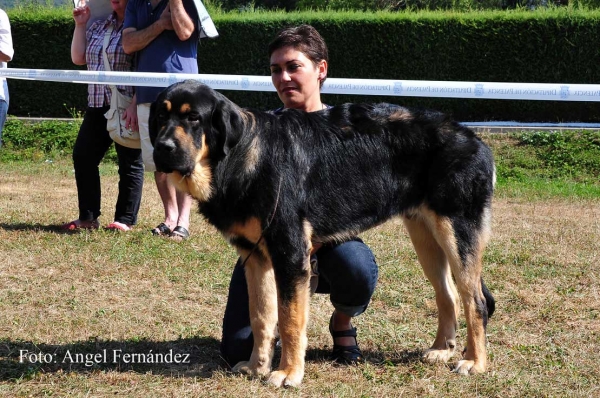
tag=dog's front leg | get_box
[231,252,279,378]
[266,246,311,388]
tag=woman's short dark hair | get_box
[268,24,329,87]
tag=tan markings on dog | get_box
[240,110,256,131]
[173,126,193,149]
[389,108,413,122]
[179,103,191,114]
[303,220,314,255]
[313,228,362,245]
[168,134,214,202]
[245,136,261,174]
[269,264,310,387]
[163,100,171,112]
[232,248,278,378]
[403,213,459,364]
[226,217,262,244]
[303,220,320,295]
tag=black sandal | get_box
[329,315,364,365]
[169,226,190,241]
[151,223,172,236]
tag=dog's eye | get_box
[187,113,201,122]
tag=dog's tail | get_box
[481,277,496,319]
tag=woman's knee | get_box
[318,239,379,312]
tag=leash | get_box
[240,175,283,268]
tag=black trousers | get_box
[72,106,144,225]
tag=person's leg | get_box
[169,188,192,239]
[138,103,175,233]
[220,259,254,367]
[112,143,144,227]
[0,99,8,148]
[316,238,379,362]
[69,107,113,226]
[138,102,188,235]
[155,171,180,230]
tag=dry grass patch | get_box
[1,158,599,397]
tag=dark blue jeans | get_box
[72,106,144,225]
[220,237,378,366]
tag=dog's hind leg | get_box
[231,249,279,378]
[403,214,460,364]
[425,208,493,375]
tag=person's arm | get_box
[0,11,14,63]
[170,0,195,41]
[122,5,173,54]
[0,49,10,63]
[70,5,90,65]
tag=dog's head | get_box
[150,80,243,201]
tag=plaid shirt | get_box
[85,14,134,108]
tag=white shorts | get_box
[137,103,156,172]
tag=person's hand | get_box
[123,101,139,133]
[72,2,91,27]
[159,3,173,31]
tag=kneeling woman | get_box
[220,24,379,366]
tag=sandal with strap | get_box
[329,315,365,365]
[169,226,190,241]
[151,223,172,236]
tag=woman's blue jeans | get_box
[220,237,379,367]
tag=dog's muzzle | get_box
[153,136,194,176]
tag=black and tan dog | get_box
[150,80,496,388]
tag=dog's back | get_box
[267,103,495,243]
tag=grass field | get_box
[1,132,599,397]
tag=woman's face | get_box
[270,46,327,112]
[111,0,128,17]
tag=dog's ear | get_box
[211,98,243,157]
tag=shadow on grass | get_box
[305,346,424,367]
[1,337,430,383]
[0,222,81,234]
[0,337,222,382]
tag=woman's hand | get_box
[73,2,91,26]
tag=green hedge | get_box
[6,8,600,122]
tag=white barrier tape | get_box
[2,68,600,102]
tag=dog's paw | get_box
[453,359,485,375]
[231,361,270,378]
[422,347,454,364]
[267,369,304,388]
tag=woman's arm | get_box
[0,11,14,63]
[70,5,90,65]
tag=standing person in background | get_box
[62,0,143,231]
[122,0,198,241]
[0,8,13,148]
[220,24,379,368]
